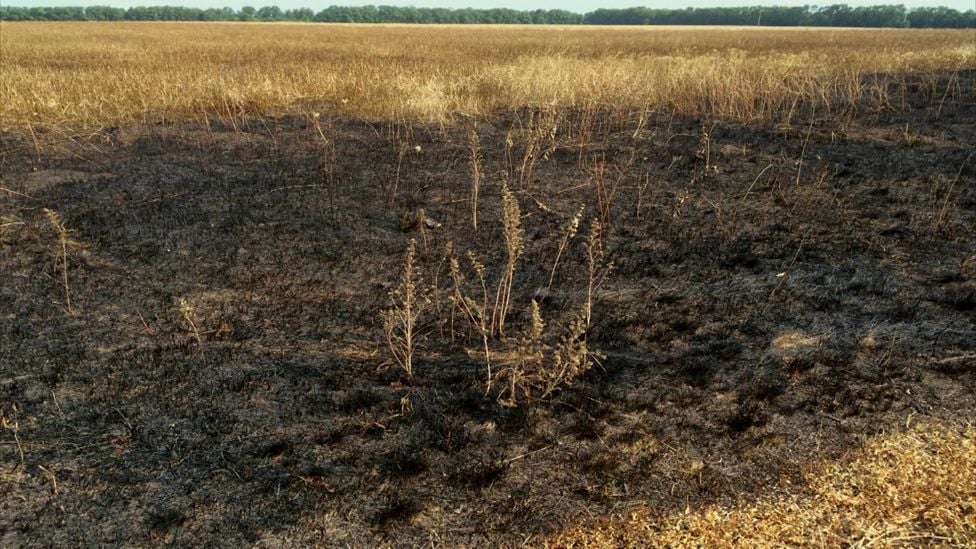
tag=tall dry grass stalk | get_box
[448,252,492,384]
[310,112,339,220]
[584,219,611,329]
[587,152,633,231]
[468,129,482,231]
[544,307,594,400]
[545,205,584,296]
[514,109,559,190]
[498,299,546,407]
[1,23,973,130]
[491,182,523,338]
[935,151,974,231]
[383,239,429,378]
[179,297,203,348]
[42,208,73,315]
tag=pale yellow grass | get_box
[1,23,974,129]
[541,420,975,547]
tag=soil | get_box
[2,71,974,546]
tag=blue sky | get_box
[9,1,975,10]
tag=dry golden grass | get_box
[541,420,976,548]
[1,22,974,129]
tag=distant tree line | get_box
[1,4,973,28]
[585,5,974,28]
[0,5,582,23]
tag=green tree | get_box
[256,5,282,21]
[85,6,124,20]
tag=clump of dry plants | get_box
[383,239,430,378]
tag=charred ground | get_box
[1,71,974,546]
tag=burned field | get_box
[1,71,975,545]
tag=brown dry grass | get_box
[540,420,976,547]
[1,22,974,129]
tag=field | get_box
[2,23,975,128]
[2,23,976,546]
